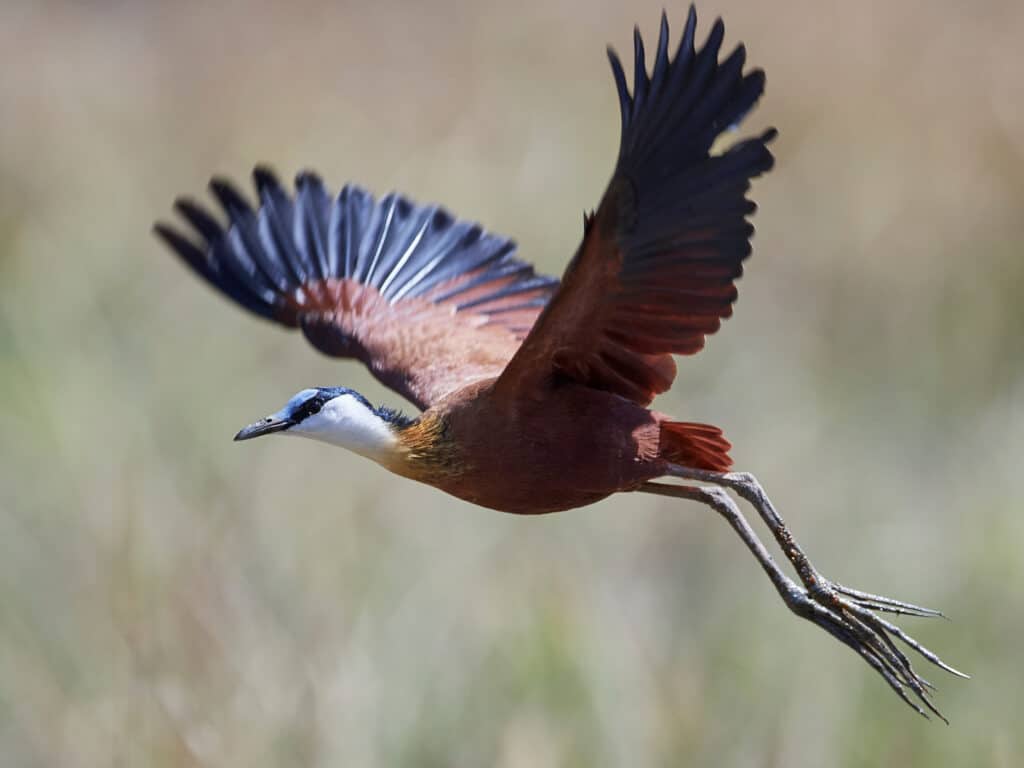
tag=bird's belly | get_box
[430,433,661,515]
[438,472,614,515]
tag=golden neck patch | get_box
[393,413,463,481]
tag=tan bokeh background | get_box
[2,1,1022,765]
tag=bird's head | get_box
[234,387,413,463]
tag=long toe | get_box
[794,576,964,722]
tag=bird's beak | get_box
[234,416,292,441]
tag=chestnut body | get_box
[397,382,663,513]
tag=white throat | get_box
[287,394,399,462]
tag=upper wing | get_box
[496,8,776,406]
[155,169,558,410]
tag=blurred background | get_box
[2,0,1022,765]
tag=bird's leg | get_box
[641,469,967,721]
[639,482,811,605]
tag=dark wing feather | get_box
[156,170,559,409]
[497,7,775,406]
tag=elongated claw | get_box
[833,583,946,619]
[791,576,964,722]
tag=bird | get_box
[155,6,964,719]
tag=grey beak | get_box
[234,417,292,441]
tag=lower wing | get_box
[155,169,558,409]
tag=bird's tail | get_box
[659,421,732,472]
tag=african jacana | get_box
[156,5,964,719]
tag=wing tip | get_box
[611,7,769,171]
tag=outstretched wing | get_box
[155,169,558,409]
[497,7,776,406]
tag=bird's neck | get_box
[391,413,462,481]
[293,400,458,479]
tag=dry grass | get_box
[2,1,1023,765]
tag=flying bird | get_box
[155,6,964,719]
